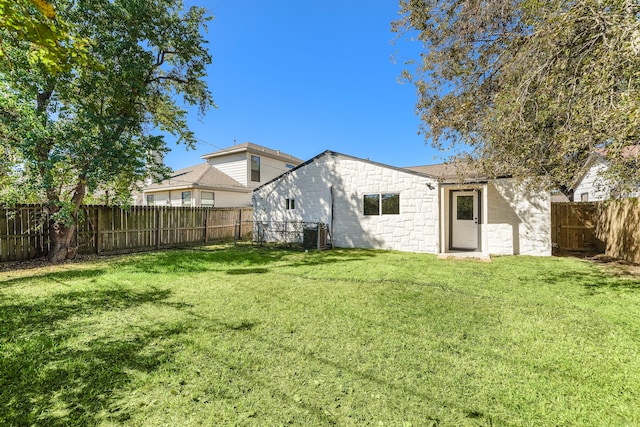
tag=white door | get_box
[451,191,478,250]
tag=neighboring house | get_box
[253,150,551,257]
[572,145,640,202]
[139,142,303,207]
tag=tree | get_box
[0,0,214,261]
[0,0,87,72]
[393,0,640,195]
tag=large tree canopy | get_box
[393,0,640,194]
[0,0,214,261]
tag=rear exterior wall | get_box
[253,154,440,253]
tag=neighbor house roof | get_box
[201,142,303,164]
[594,145,640,159]
[572,144,640,190]
[144,163,250,193]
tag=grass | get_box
[1,244,639,426]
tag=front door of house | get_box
[451,191,478,250]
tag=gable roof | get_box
[572,144,640,190]
[201,142,303,164]
[143,163,250,193]
[254,150,491,192]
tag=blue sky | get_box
[166,0,447,170]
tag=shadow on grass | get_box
[115,245,379,274]
[0,268,108,289]
[0,286,182,426]
[540,264,640,293]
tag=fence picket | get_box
[0,205,253,262]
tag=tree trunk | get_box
[47,220,78,262]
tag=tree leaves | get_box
[395,0,640,194]
[0,0,214,259]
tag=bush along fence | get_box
[552,199,640,264]
[0,205,253,262]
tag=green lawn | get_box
[1,245,639,426]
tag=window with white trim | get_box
[181,191,192,206]
[201,191,214,207]
[251,155,261,182]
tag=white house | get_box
[139,142,303,207]
[253,151,551,257]
[572,145,640,202]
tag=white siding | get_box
[207,154,248,186]
[144,189,251,207]
[486,179,551,256]
[214,190,252,207]
[254,154,440,253]
[572,161,610,201]
[247,155,295,190]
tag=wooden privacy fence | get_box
[551,202,598,252]
[552,199,640,264]
[0,205,253,262]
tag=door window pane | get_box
[456,195,474,220]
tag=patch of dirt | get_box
[588,253,640,277]
[553,249,640,277]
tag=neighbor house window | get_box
[181,191,191,206]
[251,155,261,182]
[364,193,400,216]
[580,193,589,202]
[286,198,295,210]
[201,191,214,207]
[146,194,155,206]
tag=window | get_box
[381,194,400,215]
[146,194,155,206]
[181,191,191,206]
[364,193,400,215]
[285,164,295,169]
[363,194,380,215]
[201,191,214,207]
[286,198,295,210]
[456,195,474,220]
[580,193,589,202]
[251,155,261,182]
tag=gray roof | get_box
[201,142,303,164]
[143,163,249,193]
[404,162,489,183]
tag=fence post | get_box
[203,211,208,242]
[96,207,102,255]
[155,207,161,250]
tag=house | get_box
[140,142,303,207]
[253,150,551,256]
[572,145,640,202]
